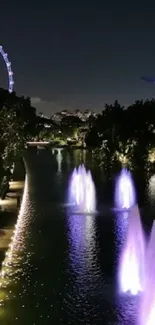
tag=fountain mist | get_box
[68,164,96,213]
[115,168,136,209]
[118,205,146,296]
[139,221,155,325]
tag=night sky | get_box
[1,2,155,115]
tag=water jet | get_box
[68,164,96,213]
[118,205,146,296]
[115,168,136,210]
[139,221,155,325]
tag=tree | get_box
[0,88,37,139]
[61,116,83,140]
[85,101,124,148]
[0,89,38,190]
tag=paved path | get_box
[0,180,24,249]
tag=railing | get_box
[27,141,50,146]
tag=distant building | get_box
[51,109,97,122]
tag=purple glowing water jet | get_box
[118,205,146,296]
[139,221,155,325]
[68,164,96,213]
[115,168,136,210]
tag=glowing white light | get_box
[0,45,14,93]
[56,149,63,172]
[119,154,128,164]
[148,149,155,163]
[148,175,155,205]
[139,221,155,325]
[115,168,136,209]
[118,205,146,296]
[27,141,49,146]
[68,164,96,213]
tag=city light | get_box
[148,149,155,163]
[116,151,128,164]
[0,45,14,93]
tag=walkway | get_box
[0,180,24,250]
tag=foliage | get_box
[1,87,154,175]
[85,99,155,169]
[0,89,37,188]
[61,116,84,140]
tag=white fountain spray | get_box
[115,168,136,210]
[118,205,146,296]
[68,164,96,213]
[139,221,155,325]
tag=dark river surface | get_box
[0,148,155,324]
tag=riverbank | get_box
[0,180,24,264]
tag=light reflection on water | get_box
[56,149,63,173]
[66,211,105,323]
[66,207,138,324]
[114,211,129,252]
[116,295,138,325]
[67,213,99,278]
[0,173,34,322]
[0,150,154,324]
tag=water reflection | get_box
[80,150,86,165]
[0,175,32,318]
[114,211,129,257]
[66,211,103,323]
[72,149,88,168]
[116,295,138,325]
[51,148,92,172]
[68,213,98,274]
[56,149,63,173]
[0,149,151,324]
[66,152,71,170]
[51,148,63,173]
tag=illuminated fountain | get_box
[118,205,146,296]
[115,168,136,210]
[139,221,155,325]
[68,164,96,213]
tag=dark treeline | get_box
[86,100,155,147]
[85,100,155,170]
[0,88,41,193]
[1,88,155,192]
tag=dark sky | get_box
[1,1,155,115]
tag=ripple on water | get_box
[0,156,141,324]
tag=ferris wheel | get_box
[0,45,14,93]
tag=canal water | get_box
[0,148,154,324]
